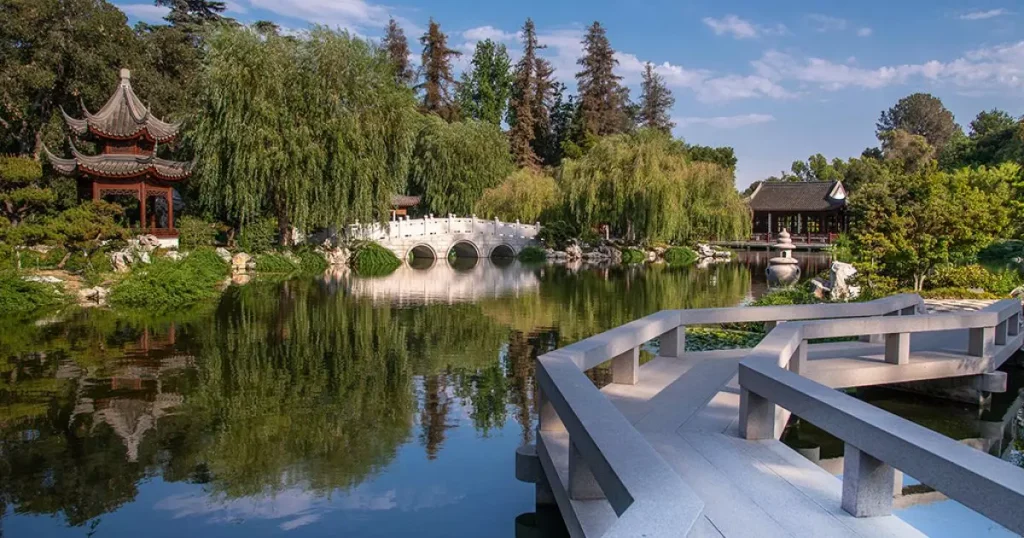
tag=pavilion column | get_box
[140,183,147,233]
[167,189,174,230]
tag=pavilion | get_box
[43,68,192,247]
[746,180,848,245]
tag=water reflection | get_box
[0,260,752,537]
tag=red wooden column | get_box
[140,182,147,233]
[166,189,174,231]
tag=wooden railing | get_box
[738,299,1024,533]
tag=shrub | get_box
[537,220,579,250]
[178,215,219,250]
[664,246,698,266]
[297,248,329,274]
[238,217,277,253]
[518,245,547,262]
[929,264,1021,295]
[621,248,646,264]
[254,252,298,274]
[978,240,1024,263]
[750,288,817,307]
[0,272,65,314]
[351,242,401,276]
[109,248,229,308]
[917,287,998,300]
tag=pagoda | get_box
[43,68,192,246]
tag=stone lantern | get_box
[766,229,800,287]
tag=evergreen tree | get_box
[876,93,960,151]
[418,18,460,121]
[508,18,543,167]
[637,62,674,134]
[538,82,574,165]
[155,0,227,27]
[455,39,512,125]
[531,56,556,160]
[382,18,414,86]
[575,21,631,138]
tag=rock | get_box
[810,277,831,300]
[231,273,251,285]
[1011,286,1024,299]
[565,244,583,261]
[136,234,161,252]
[646,251,657,262]
[829,261,859,301]
[110,251,134,273]
[323,247,349,266]
[696,243,716,258]
[231,253,252,274]
[138,251,151,264]
[79,286,109,306]
[23,275,64,284]
[165,251,184,261]
[216,247,232,263]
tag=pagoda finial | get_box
[120,68,131,82]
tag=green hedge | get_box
[917,287,999,300]
[238,217,277,253]
[750,288,817,307]
[664,246,698,265]
[297,248,329,273]
[177,216,219,250]
[929,264,1020,295]
[109,248,229,308]
[254,252,298,274]
[351,242,401,276]
[0,272,65,314]
[621,248,646,264]
[518,245,547,262]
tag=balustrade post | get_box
[537,385,565,433]
[995,319,1008,346]
[841,444,895,517]
[789,340,807,374]
[884,332,910,365]
[739,388,775,440]
[1009,312,1020,337]
[860,310,898,344]
[764,320,781,332]
[660,327,685,358]
[611,347,639,385]
[568,439,604,500]
[968,326,995,357]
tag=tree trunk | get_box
[56,251,72,270]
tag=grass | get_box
[351,242,401,276]
[254,252,299,274]
[621,248,646,264]
[0,272,66,315]
[109,248,229,308]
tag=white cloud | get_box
[223,1,248,14]
[242,0,392,31]
[960,8,1009,20]
[857,27,873,37]
[702,15,788,39]
[807,14,848,33]
[676,114,775,129]
[119,3,170,23]
[462,26,517,43]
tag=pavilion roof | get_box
[746,180,847,212]
[391,194,422,208]
[60,69,181,143]
[43,140,193,182]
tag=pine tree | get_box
[538,82,573,165]
[637,62,675,134]
[575,21,630,137]
[455,39,512,125]
[508,18,553,168]
[382,18,414,86]
[418,18,461,121]
[155,0,227,26]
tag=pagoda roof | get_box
[60,69,181,143]
[43,140,193,182]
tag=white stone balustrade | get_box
[347,215,541,259]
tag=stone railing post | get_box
[569,439,603,500]
[841,443,895,517]
[611,346,639,385]
[447,214,453,234]
[789,340,808,374]
[995,318,1008,346]
[1009,312,1021,337]
[739,388,775,440]
[968,326,995,357]
[494,217,499,234]
[884,332,910,365]
[660,327,685,358]
[537,384,565,433]
[395,218,401,237]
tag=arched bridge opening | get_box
[448,241,481,259]
[490,244,516,259]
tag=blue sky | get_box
[114,0,1024,188]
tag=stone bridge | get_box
[347,215,541,260]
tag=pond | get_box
[0,252,1019,537]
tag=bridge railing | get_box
[532,293,1024,536]
[738,298,1024,534]
[347,215,541,241]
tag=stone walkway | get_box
[923,298,1000,314]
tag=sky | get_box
[113,0,1024,188]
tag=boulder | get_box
[136,234,161,252]
[810,277,831,300]
[646,250,657,262]
[79,286,109,306]
[23,275,64,284]
[165,251,186,261]
[110,251,134,273]
[323,247,350,266]
[565,244,583,261]
[696,244,716,258]
[215,247,232,263]
[829,261,859,301]
[231,253,252,273]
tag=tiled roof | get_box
[391,194,422,207]
[60,69,180,143]
[747,181,846,212]
[43,141,193,181]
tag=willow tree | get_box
[475,168,559,223]
[188,26,418,243]
[560,129,749,243]
[408,115,512,215]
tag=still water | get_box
[0,253,1019,537]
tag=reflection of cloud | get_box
[154,482,461,530]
